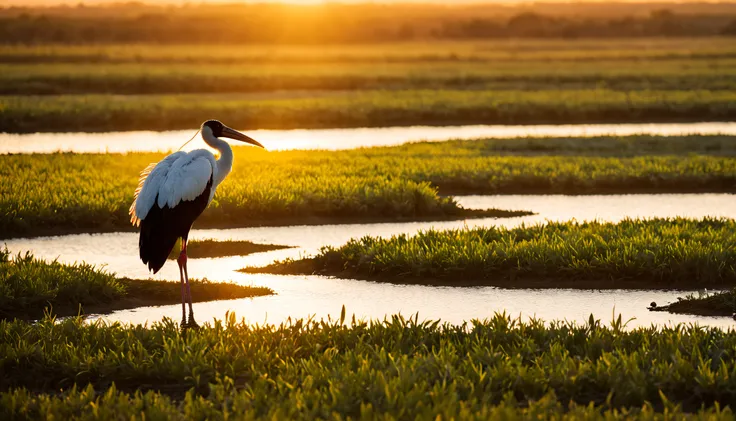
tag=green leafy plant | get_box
[248,218,736,289]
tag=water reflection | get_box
[107,281,736,330]
[3,122,736,154]
[4,194,735,328]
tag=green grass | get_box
[1,312,736,417]
[0,150,506,239]
[113,278,272,316]
[0,248,123,318]
[654,289,736,317]
[3,89,735,133]
[167,239,292,260]
[1,39,735,131]
[6,386,730,420]
[245,218,736,289]
[2,135,734,239]
[3,39,736,64]
[0,249,272,320]
[1,58,734,95]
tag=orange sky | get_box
[18,1,491,3]
[4,0,679,5]
[11,0,488,4]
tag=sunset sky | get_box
[5,0,665,6]
[11,0,497,4]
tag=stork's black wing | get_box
[139,176,213,274]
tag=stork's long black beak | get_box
[222,126,265,149]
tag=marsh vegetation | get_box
[654,289,736,317]
[246,218,736,289]
[2,37,735,132]
[166,239,292,260]
[3,3,736,415]
[3,135,734,238]
[7,89,735,133]
[1,313,735,418]
[0,249,272,320]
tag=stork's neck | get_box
[202,129,233,187]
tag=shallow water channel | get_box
[5,194,736,329]
[2,121,736,154]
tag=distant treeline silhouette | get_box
[2,3,736,44]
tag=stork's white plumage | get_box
[130,150,217,225]
[129,120,264,328]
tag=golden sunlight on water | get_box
[6,194,736,329]
[2,122,735,154]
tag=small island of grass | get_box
[652,289,736,317]
[167,238,293,260]
[243,218,736,290]
[0,249,273,320]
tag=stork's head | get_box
[201,119,264,149]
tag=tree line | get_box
[2,3,735,44]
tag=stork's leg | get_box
[182,240,198,328]
[177,243,188,328]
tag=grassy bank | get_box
[0,150,520,239]
[167,239,292,260]
[1,313,736,417]
[2,135,734,239]
[3,89,735,133]
[654,289,736,317]
[0,249,272,320]
[244,218,736,289]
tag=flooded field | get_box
[5,19,736,415]
[5,193,735,329]
[2,121,735,154]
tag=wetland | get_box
[2,21,736,416]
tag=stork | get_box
[129,120,264,328]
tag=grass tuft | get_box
[0,249,272,320]
[0,248,124,319]
[655,289,736,317]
